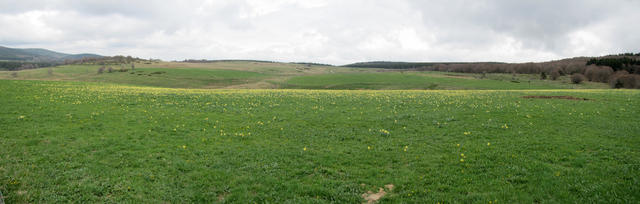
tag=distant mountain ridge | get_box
[0,46,102,62]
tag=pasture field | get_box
[279,72,608,90]
[0,61,608,90]
[1,80,638,203]
[0,64,272,89]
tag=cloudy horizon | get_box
[1,0,638,65]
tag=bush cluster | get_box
[97,66,105,74]
[609,71,640,89]
[571,73,586,84]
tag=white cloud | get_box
[0,0,638,65]
[0,10,64,43]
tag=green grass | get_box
[91,68,269,88]
[0,65,271,88]
[0,62,611,90]
[281,72,608,90]
[1,80,638,203]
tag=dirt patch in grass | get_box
[362,184,394,203]
[217,192,229,202]
[384,184,394,191]
[522,95,589,100]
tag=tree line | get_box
[0,55,148,71]
[64,55,143,65]
[0,61,60,71]
[416,57,640,88]
[586,57,640,72]
[344,54,640,89]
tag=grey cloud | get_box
[0,0,637,64]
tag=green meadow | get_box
[1,78,638,202]
[280,72,608,90]
[0,64,270,89]
[0,62,608,90]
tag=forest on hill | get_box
[345,53,640,88]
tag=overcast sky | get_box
[1,0,638,65]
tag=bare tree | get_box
[571,73,586,84]
[585,65,614,82]
[550,70,560,80]
[609,73,640,89]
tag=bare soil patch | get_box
[522,95,589,100]
[362,184,394,203]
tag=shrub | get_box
[97,66,105,74]
[540,72,547,80]
[107,67,114,73]
[609,70,629,87]
[571,73,586,84]
[609,73,640,89]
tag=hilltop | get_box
[0,46,102,62]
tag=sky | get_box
[1,0,638,65]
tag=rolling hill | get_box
[0,45,102,62]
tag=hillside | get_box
[0,46,102,62]
[343,54,640,70]
[0,61,609,89]
[343,61,505,69]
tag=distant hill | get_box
[343,54,640,70]
[343,61,504,69]
[0,46,102,62]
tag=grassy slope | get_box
[0,65,272,88]
[281,72,608,90]
[1,80,638,203]
[0,61,609,90]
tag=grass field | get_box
[0,65,272,89]
[279,72,607,90]
[0,61,608,90]
[1,80,638,203]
